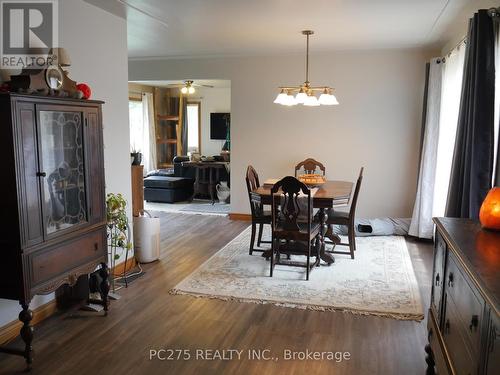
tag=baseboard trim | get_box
[229,213,252,221]
[0,299,57,345]
[113,257,137,277]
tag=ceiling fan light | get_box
[295,91,307,104]
[303,95,319,106]
[188,86,195,94]
[181,86,188,94]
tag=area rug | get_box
[171,226,424,321]
[179,202,230,215]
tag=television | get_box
[210,113,230,140]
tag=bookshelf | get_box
[155,94,184,168]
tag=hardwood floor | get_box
[0,213,433,375]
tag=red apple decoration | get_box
[479,187,500,231]
[76,83,91,99]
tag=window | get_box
[129,92,156,172]
[187,102,201,154]
[129,99,144,153]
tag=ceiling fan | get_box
[164,80,214,94]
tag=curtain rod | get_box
[440,35,467,62]
[488,7,500,19]
[440,7,499,62]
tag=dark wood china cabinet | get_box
[0,93,109,369]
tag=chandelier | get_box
[274,30,339,106]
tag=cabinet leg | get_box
[424,344,435,375]
[99,262,110,316]
[19,303,33,370]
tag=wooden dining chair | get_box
[325,167,364,259]
[245,166,272,255]
[270,176,320,281]
[294,158,326,177]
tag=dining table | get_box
[250,180,354,265]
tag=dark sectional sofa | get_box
[144,156,230,203]
[144,156,195,203]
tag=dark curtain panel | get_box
[181,96,188,155]
[446,10,496,218]
[418,63,431,166]
[496,20,500,186]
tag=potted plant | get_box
[130,146,142,166]
[106,193,132,291]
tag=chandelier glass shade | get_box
[274,30,339,107]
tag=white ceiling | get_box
[85,0,496,58]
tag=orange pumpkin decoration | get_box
[479,187,500,231]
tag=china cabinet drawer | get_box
[30,229,106,285]
[445,253,484,354]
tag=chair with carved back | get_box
[270,176,320,281]
[245,166,272,255]
[294,158,326,177]
[325,167,364,259]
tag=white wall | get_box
[129,49,429,217]
[189,87,231,156]
[0,0,130,327]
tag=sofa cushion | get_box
[146,168,175,177]
[144,176,194,189]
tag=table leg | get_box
[193,167,200,200]
[318,208,335,265]
[209,168,215,204]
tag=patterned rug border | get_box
[170,227,424,321]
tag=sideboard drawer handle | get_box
[448,273,454,287]
[469,315,479,332]
[445,319,451,334]
[435,273,440,286]
[94,242,99,251]
[36,172,47,177]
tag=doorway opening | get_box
[128,80,231,216]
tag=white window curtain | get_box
[142,92,157,174]
[433,43,466,217]
[409,43,466,239]
[409,59,443,239]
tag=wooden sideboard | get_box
[426,218,499,375]
[131,165,144,216]
[0,94,109,369]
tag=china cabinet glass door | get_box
[38,110,88,235]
